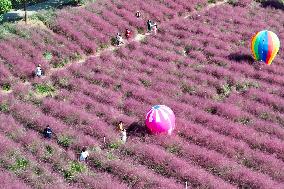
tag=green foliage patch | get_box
[8,157,29,172]
[57,135,73,148]
[0,0,12,15]
[35,83,55,94]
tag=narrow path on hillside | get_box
[1,0,227,95]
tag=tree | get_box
[0,0,12,15]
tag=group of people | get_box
[115,11,158,46]
[37,10,155,161]
[34,11,157,76]
[43,126,89,161]
[42,121,127,162]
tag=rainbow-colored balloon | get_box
[251,30,280,65]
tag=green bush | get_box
[0,0,12,15]
[30,9,56,27]
[0,102,9,113]
[63,161,86,181]
[43,51,53,61]
[2,83,11,91]
[8,157,29,172]
[35,84,55,94]
[107,141,121,149]
[57,135,73,148]
[181,84,196,94]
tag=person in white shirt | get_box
[153,23,158,35]
[116,33,124,46]
[35,64,43,77]
[121,129,127,143]
[79,147,89,161]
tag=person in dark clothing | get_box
[147,20,153,32]
[43,126,52,139]
[135,11,141,18]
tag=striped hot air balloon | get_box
[145,105,175,135]
[251,30,280,65]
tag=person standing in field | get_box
[136,11,141,18]
[147,20,153,32]
[35,64,43,77]
[125,29,131,39]
[79,147,89,162]
[43,126,52,139]
[118,121,127,143]
[116,33,124,46]
[153,23,158,35]
[121,128,127,143]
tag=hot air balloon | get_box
[251,30,280,65]
[145,105,175,135]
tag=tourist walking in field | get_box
[153,23,158,35]
[136,11,141,18]
[79,147,89,162]
[35,64,43,77]
[125,29,131,39]
[118,121,127,143]
[116,33,124,46]
[147,20,153,32]
[43,126,52,139]
[121,129,127,143]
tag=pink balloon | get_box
[145,105,175,135]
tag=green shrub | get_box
[139,78,151,87]
[107,141,122,149]
[70,161,86,173]
[9,157,29,172]
[208,0,216,3]
[235,117,251,125]
[30,9,56,27]
[33,166,44,175]
[35,84,55,94]
[181,84,196,94]
[2,83,11,91]
[43,52,53,61]
[236,81,260,92]
[53,58,68,68]
[0,102,9,113]
[166,144,181,155]
[63,161,86,181]
[57,135,73,148]
[92,159,102,168]
[0,22,29,39]
[0,0,12,15]
[45,145,53,155]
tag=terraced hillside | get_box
[0,0,283,188]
